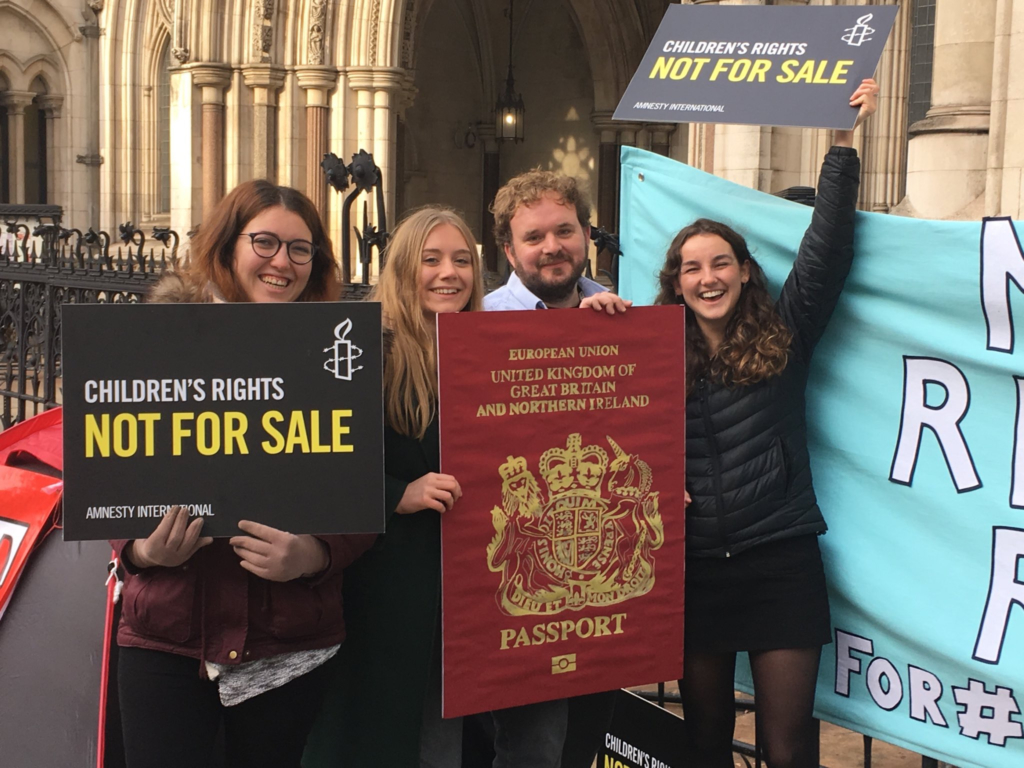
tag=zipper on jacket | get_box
[698,377,729,556]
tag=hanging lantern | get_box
[495,0,525,143]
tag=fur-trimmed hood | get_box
[146,272,223,304]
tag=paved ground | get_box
[631,683,924,768]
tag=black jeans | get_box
[117,646,330,768]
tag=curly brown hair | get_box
[655,219,792,396]
[490,169,591,251]
[184,180,341,302]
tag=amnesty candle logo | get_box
[486,433,663,617]
[841,13,876,47]
[323,319,364,381]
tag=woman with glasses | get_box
[306,207,484,768]
[110,179,373,768]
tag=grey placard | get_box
[614,4,898,130]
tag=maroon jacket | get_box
[111,534,372,665]
[110,273,374,666]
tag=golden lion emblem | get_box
[486,433,664,617]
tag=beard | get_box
[512,251,587,305]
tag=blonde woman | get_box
[306,207,484,768]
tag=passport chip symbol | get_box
[551,653,577,674]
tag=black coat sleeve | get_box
[776,145,861,363]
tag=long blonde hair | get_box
[370,207,485,438]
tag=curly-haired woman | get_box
[656,80,878,768]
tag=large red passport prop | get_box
[438,306,686,717]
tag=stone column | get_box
[348,67,405,248]
[346,70,376,283]
[3,91,37,204]
[297,67,337,226]
[650,126,675,158]
[688,124,715,175]
[985,0,1022,218]
[478,122,500,273]
[37,95,64,206]
[372,70,405,234]
[591,111,620,276]
[167,66,199,239]
[81,19,102,224]
[190,64,232,217]
[861,2,911,214]
[349,71,375,159]
[242,64,287,181]
[905,0,996,218]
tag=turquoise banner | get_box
[619,146,1024,767]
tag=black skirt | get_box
[684,534,832,653]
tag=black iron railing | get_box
[0,221,179,428]
[322,149,390,285]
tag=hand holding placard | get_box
[397,473,463,515]
[835,78,879,148]
[230,521,330,581]
[126,505,213,569]
[580,293,633,315]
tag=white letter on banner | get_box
[890,357,981,492]
[867,658,903,710]
[974,527,1024,664]
[981,217,1024,353]
[908,665,948,726]
[1011,377,1024,508]
[835,629,873,696]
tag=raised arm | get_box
[776,79,878,362]
[835,78,879,149]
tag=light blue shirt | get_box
[483,272,607,312]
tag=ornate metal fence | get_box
[0,220,180,428]
[322,148,390,284]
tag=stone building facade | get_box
[1,0,1021,276]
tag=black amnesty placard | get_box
[61,302,384,541]
[613,4,898,130]
[598,690,690,768]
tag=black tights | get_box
[117,647,330,768]
[679,646,822,768]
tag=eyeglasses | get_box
[239,232,317,265]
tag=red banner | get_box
[438,306,686,716]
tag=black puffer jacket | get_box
[686,146,860,558]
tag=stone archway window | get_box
[24,83,47,204]
[908,0,936,127]
[0,76,54,205]
[157,42,173,214]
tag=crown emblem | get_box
[499,455,529,482]
[539,434,608,500]
[487,433,664,617]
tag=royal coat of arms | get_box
[486,433,664,616]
